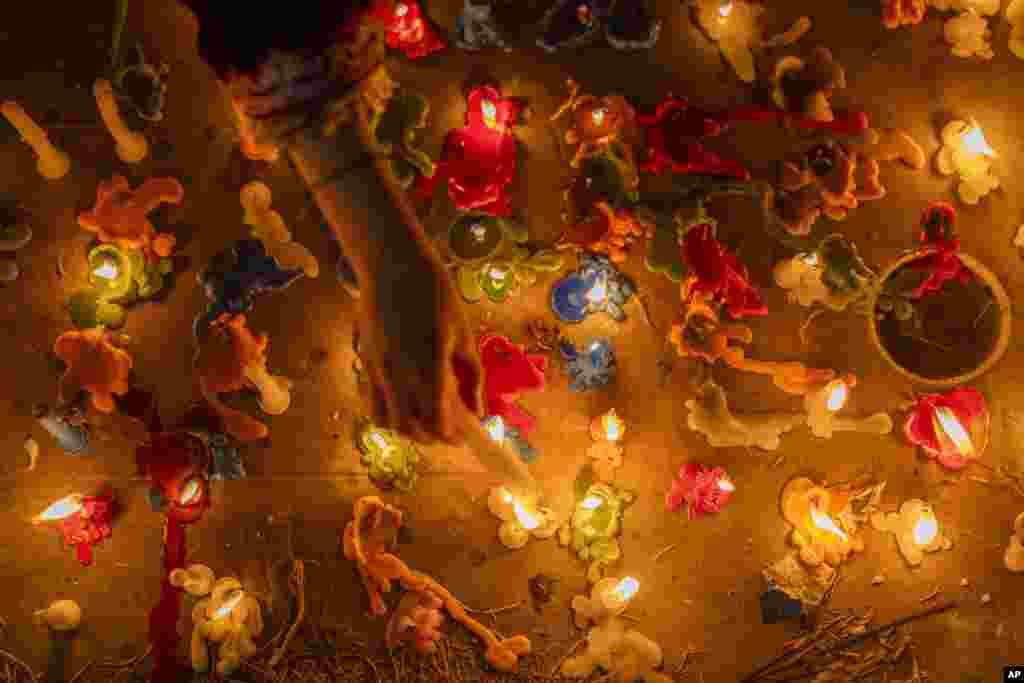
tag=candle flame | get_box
[581,495,603,510]
[601,410,624,441]
[591,107,606,126]
[33,494,84,523]
[488,265,509,281]
[512,499,541,530]
[481,100,497,128]
[933,406,974,457]
[212,589,245,620]
[500,488,513,503]
[485,416,506,442]
[396,2,408,16]
[179,478,202,506]
[912,508,939,546]
[718,478,736,492]
[719,0,734,17]
[470,223,487,242]
[93,262,118,280]
[802,252,819,266]
[826,381,848,412]
[610,576,640,602]
[585,274,608,304]
[810,505,848,542]
[961,122,996,158]
[369,430,390,450]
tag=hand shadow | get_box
[45,628,75,683]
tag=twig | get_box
[0,649,38,682]
[337,654,381,683]
[652,544,677,563]
[742,601,956,682]
[69,660,94,683]
[464,601,523,616]
[972,300,993,329]
[267,560,306,670]
[550,639,585,677]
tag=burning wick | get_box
[810,504,848,542]
[33,494,84,523]
[802,252,819,267]
[601,410,624,441]
[825,381,848,412]
[960,122,996,159]
[470,223,487,242]
[933,406,974,456]
[484,416,506,443]
[603,576,640,610]
[178,478,202,506]
[585,274,608,304]
[719,0,734,18]
[481,99,497,128]
[212,589,245,620]
[512,499,541,530]
[93,259,119,280]
[369,429,397,461]
[912,507,939,547]
[396,2,409,16]
[581,495,603,510]
[591,107,607,126]
[718,478,736,492]
[488,265,509,281]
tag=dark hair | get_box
[180,0,372,79]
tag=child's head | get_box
[180,0,373,79]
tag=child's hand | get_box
[359,244,485,445]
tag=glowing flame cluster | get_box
[826,381,848,412]
[960,122,996,159]
[912,508,939,547]
[512,499,541,530]
[810,505,848,542]
[717,478,736,492]
[488,265,509,281]
[933,406,974,457]
[33,494,84,523]
[212,589,245,620]
[591,107,607,126]
[581,495,603,510]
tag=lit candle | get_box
[93,258,119,280]
[591,107,607,126]
[935,119,999,204]
[484,415,506,443]
[33,494,84,523]
[872,499,950,566]
[487,486,557,549]
[719,0,733,18]
[396,2,409,16]
[932,406,974,458]
[598,575,639,613]
[903,387,988,470]
[212,589,244,620]
[357,423,421,491]
[781,477,861,570]
[802,252,819,266]
[805,375,893,439]
[559,484,634,582]
[581,495,603,510]
[470,222,488,242]
[590,408,626,442]
[482,99,498,129]
[179,477,204,507]
[1004,511,1024,573]
[585,274,608,304]
[488,265,509,282]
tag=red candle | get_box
[463,333,547,436]
[904,387,989,470]
[665,463,735,518]
[33,489,116,566]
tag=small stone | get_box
[981,593,991,604]
[960,577,969,587]
[871,574,886,585]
